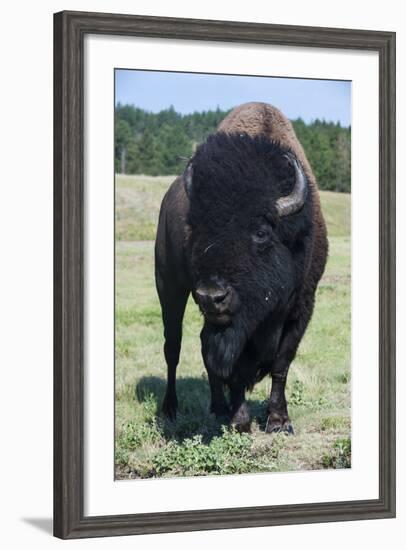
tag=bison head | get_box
[184,132,312,378]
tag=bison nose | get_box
[195,287,230,312]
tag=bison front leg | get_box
[207,369,229,418]
[229,380,251,433]
[266,373,293,434]
[266,312,313,434]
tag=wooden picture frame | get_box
[54,10,396,539]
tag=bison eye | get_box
[252,228,270,244]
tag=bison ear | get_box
[183,163,193,198]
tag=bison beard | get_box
[155,102,328,433]
[202,323,243,379]
[201,260,295,380]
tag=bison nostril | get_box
[195,287,231,310]
[195,289,209,301]
[213,290,229,304]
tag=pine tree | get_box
[114,104,351,192]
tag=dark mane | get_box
[190,131,296,201]
[188,131,311,244]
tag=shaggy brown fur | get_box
[218,102,328,292]
[155,102,328,433]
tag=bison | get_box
[155,102,328,433]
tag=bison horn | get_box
[275,153,307,217]
[184,162,193,197]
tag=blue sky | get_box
[115,70,351,127]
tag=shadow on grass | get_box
[135,375,269,443]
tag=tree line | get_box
[115,104,351,193]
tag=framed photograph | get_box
[54,10,396,539]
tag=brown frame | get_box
[54,10,396,539]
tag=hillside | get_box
[115,174,351,241]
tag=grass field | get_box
[115,175,351,479]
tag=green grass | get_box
[115,175,176,241]
[115,175,351,479]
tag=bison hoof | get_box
[265,412,294,435]
[234,421,251,433]
[162,394,178,421]
[231,403,251,433]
